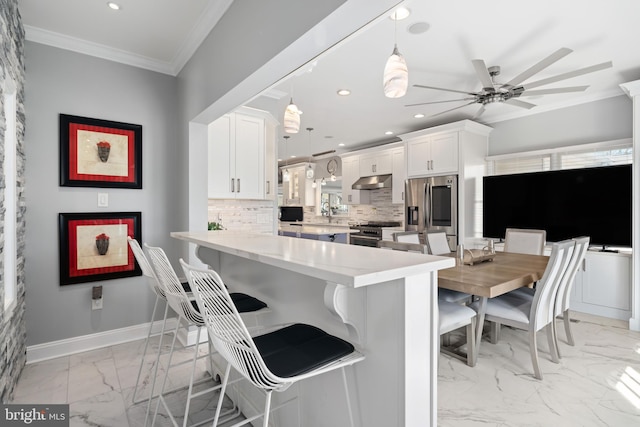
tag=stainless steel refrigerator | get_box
[405,175,458,251]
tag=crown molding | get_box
[23,0,233,77]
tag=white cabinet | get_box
[208,112,267,199]
[391,146,406,204]
[341,156,370,205]
[282,165,315,206]
[406,132,458,177]
[570,251,632,320]
[359,151,392,177]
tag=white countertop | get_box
[278,224,359,235]
[171,230,454,288]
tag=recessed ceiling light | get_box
[290,155,296,158]
[338,143,345,147]
[414,113,425,118]
[107,2,121,10]
[385,131,394,135]
[408,22,430,35]
[337,89,351,96]
[390,7,410,20]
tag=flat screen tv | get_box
[483,164,632,249]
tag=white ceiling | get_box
[18,0,640,161]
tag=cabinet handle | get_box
[402,191,404,201]
[582,259,586,271]
[231,178,235,192]
[373,164,377,173]
[266,180,270,194]
[237,178,241,193]
[430,160,434,170]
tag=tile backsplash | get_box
[304,188,404,225]
[208,199,276,233]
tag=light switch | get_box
[97,193,108,207]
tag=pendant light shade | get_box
[383,45,408,98]
[305,127,314,179]
[284,98,301,134]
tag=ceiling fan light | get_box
[284,99,300,133]
[383,46,408,98]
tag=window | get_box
[486,139,633,176]
[3,77,17,312]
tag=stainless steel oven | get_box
[350,221,402,247]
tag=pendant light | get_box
[383,10,409,98]
[312,179,317,189]
[282,135,291,182]
[305,127,315,179]
[284,98,300,133]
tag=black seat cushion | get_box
[190,292,267,314]
[230,292,268,312]
[253,323,355,378]
[181,281,191,292]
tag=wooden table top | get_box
[438,251,549,298]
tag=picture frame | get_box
[58,212,142,285]
[59,114,142,188]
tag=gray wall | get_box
[488,95,632,155]
[0,0,26,402]
[23,42,180,345]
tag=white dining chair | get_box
[393,231,421,244]
[425,232,471,304]
[507,236,590,356]
[425,231,452,255]
[470,239,575,380]
[180,259,365,427]
[439,301,477,367]
[504,228,546,255]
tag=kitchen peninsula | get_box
[171,230,454,426]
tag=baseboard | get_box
[26,317,180,364]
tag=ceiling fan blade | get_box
[502,47,573,88]
[431,101,478,117]
[472,105,486,120]
[413,84,478,96]
[472,59,494,91]
[520,86,589,96]
[504,99,536,109]
[405,97,476,107]
[522,61,613,90]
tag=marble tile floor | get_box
[9,311,640,427]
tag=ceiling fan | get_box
[406,47,612,118]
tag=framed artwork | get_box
[59,212,142,285]
[59,114,142,188]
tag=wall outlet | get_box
[97,192,109,207]
[92,297,103,310]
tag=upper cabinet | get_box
[391,146,406,204]
[208,109,276,200]
[341,155,370,205]
[402,120,491,178]
[359,151,392,176]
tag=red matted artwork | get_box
[59,114,142,188]
[59,212,142,285]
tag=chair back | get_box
[504,228,546,255]
[393,231,421,244]
[556,236,590,315]
[530,239,574,331]
[180,259,285,392]
[127,237,165,299]
[425,232,452,255]
[377,240,428,253]
[145,243,203,325]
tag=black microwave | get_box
[279,206,303,222]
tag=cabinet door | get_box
[360,152,392,176]
[208,115,234,198]
[234,114,265,199]
[406,137,432,177]
[341,157,369,205]
[429,133,458,175]
[391,147,406,204]
[582,253,631,311]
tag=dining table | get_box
[438,250,549,363]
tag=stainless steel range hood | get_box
[352,174,392,190]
